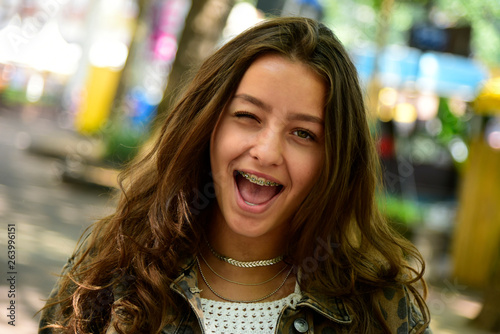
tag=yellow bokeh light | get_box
[393,103,417,123]
[474,77,500,114]
[379,87,398,106]
[377,105,394,122]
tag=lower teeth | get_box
[244,201,257,206]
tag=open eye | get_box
[293,129,315,141]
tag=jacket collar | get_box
[169,257,206,330]
[170,257,352,325]
[299,289,352,324]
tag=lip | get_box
[233,169,284,214]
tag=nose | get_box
[249,128,284,166]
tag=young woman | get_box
[39,17,431,333]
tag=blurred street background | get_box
[0,0,499,333]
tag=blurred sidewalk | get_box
[0,110,115,332]
[428,282,489,333]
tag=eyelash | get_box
[234,111,260,122]
[234,111,316,142]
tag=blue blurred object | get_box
[352,46,488,100]
[297,0,322,11]
[129,87,157,128]
[419,52,487,98]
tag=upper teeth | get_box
[238,171,280,187]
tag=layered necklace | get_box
[198,240,291,303]
[205,239,283,268]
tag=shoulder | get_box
[372,285,431,334]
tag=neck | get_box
[207,208,287,262]
[198,207,295,302]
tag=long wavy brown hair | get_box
[40,17,429,333]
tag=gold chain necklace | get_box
[196,257,293,303]
[205,239,283,268]
[199,253,287,286]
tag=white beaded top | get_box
[200,284,301,334]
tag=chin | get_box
[226,214,286,240]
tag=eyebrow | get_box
[233,93,324,126]
[234,94,271,112]
[288,113,324,126]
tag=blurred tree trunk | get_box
[113,0,148,111]
[471,247,500,331]
[452,137,500,331]
[155,0,235,119]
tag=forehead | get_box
[233,54,326,117]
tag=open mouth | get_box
[234,170,284,206]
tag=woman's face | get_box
[210,54,326,241]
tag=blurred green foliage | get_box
[100,119,147,167]
[0,87,59,107]
[322,0,500,67]
[436,97,468,145]
[378,193,422,226]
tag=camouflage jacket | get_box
[40,255,431,334]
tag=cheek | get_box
[210,138,228,201]
[212,123,252,164]
[210,142,227,185]
[210,124,239,179]
[210,121,230,164]
[292,152,324,194]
